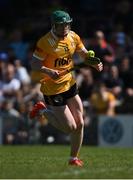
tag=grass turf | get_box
[0,145,133,179]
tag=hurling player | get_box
[30,10,103,167]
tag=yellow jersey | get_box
[90,92,116,115]
[33,30,85,95]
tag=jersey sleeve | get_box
[33,38,47,61]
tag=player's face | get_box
[54,23,71,37]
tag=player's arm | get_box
[30,56,60,79]
[31,38,61,80]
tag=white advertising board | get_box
[98,115,133,147]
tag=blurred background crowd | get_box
[0,0,133,145]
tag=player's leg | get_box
[67,94,84,159]
[29,98,84,166]
[40,107,70,133]
[46,104,84,166]
[29,101,75,133]
[48,105,77,133]
[29,84,84,166]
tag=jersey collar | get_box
[51,29,69,40]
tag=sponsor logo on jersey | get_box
[54,57,71,67]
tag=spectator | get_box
[103,65,124,101]
[9,29,29,66]
[1,99,20,118]
[119,56,133,89]
[14,59,31,84]
[77,68,94,101]
[109,23,130,62]
[88,30,115,65]
[90,83,116,116]
[0,63,21,101]
[1,100,20,145]
[0,52,9,80]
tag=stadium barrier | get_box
[0,113,30,145]
[0,113,133,146]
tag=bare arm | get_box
[106,99,116,116]
[30,56,60,79]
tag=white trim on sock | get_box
[70,157,78,161]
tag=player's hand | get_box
[41,67,60,80]
[85,57,103,72]
[47,69,60,79]
[91,62,103,72]
[86,50,103,72]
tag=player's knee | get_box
[75,116,84,129]
[77,119,84,130]
[73,113,84,129]
[66,123,77,133]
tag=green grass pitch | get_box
[0,145,133,179]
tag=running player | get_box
[30,10,103,167]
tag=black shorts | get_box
[44,83,78,106]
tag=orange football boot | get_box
[69,159,84,167]
[29,101,46,119]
